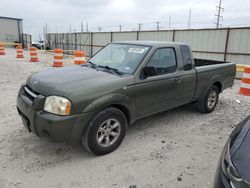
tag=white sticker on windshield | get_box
[125,67,131,70]
[128,48,146,54]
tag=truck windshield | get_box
[89,43,150,74]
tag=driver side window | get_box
[146,48,177,76]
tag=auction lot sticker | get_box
[128,47,147,54]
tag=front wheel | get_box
[81,107,127,155]
[195,85,219,113]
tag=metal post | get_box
[111,32,113,42]
[136,31,139,40]
[67,33,69,52]
[75,33,77,51]
[90,32,93,57]
[172,29,175,42]
[224,28,230,61]
[54,34,57,48]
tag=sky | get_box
[1,0,250,40]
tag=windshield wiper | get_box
[98,65,124,75]
[83,62,124,75]
[82,61,97,69]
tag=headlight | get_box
[221,139,242,181]
[44,96,71,115]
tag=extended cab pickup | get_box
[17,41,236,155]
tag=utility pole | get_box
[97,27,102,32]
[188,9,192,29]
[155,21,160,30]
[43,22,48,50]
[119,25,122,32]
[81,21,84,32]
[168,16,171,30]
[138,23,142,31]
[86,22,88,32]
[45,22,48,34]
[69,24,72,33]
[215,0,224,28]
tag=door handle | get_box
[174,77,181,84]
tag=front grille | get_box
[23,85,39,101]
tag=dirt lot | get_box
[0,48,249,188]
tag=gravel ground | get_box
[0,48,249,188]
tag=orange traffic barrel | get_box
[0,45,5,55]
[74,50,86,65]
[16,45,24,58]
[29,47,39,62]
[52,49,63,67]
[239,66,250,96]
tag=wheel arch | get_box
[198,78,222,101]
[213,81,222,93]
[110,104,131,124]
[82,94,135,124]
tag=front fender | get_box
[82,93,135,122]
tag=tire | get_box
[195,85,219,114]
[81,107,127,155]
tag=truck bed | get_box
[194,58,230,67]
[193,59,236,100]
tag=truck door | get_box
[178,45,196,104]
[134,47,183,118]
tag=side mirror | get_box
[143,66,157,77]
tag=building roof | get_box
[0,16,22,21]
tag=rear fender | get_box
[198,75,222,101]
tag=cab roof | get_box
[112,40,187,47]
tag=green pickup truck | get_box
[17,41,236,155]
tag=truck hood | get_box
[27,66,132,98]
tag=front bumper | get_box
[214,168,231,188]
[16,85,92,144]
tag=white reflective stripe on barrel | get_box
[53,59,63,63]
[243,73,250,79]
[74,57,84,61]
[241,83,250,89]
[54,53,63,56]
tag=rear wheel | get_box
[81,107,127,155]
[195,85,219,113]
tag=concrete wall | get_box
[46,27,250,66]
